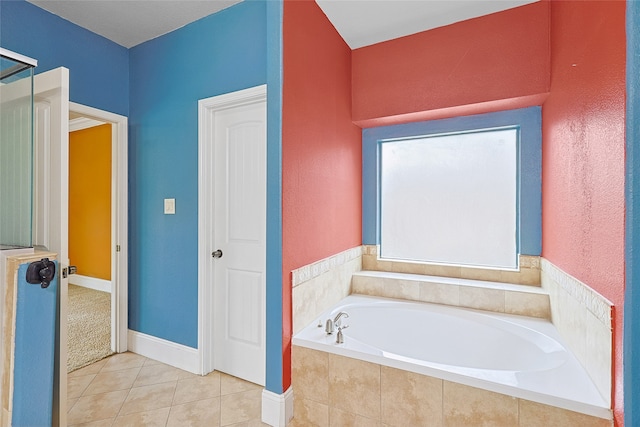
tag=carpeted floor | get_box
[67,284,113,372]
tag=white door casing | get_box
[34,67,69,427]
[198,85,267,385]
[68,102,129,353]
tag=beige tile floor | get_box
[67,352,269,427]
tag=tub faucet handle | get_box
[325,319,334,335]
[336,326,347,344]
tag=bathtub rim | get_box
[292,294,612,421]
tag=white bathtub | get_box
[292,294,610,420]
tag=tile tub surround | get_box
[289,345,613,427]
[352,270,551,319]
[1,250,57,427]
[293,294,609,420]
[291,246,362,334]
[541,259,613,407]
[290,345,612,427]
[362,245,541,286]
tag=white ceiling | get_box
[316,0,539,49]
[26,0,242,48]
[26,0,538,50]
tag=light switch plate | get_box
[164,198,175,214]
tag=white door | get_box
[34,67,70,427]
[203,87,267,386]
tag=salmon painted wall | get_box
[351,1,550,127]
[69,124,112,280]
[282,0,362,388]
[542,2,626,424]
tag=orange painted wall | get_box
[69,124,112,280]
[351,1,550,127]
[282,0,362,388]
[542,2,626,424]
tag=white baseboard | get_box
[69,274,111,293]
[127,330,200,374]
[262,387,294,427]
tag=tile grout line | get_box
[378,364,382,425]
[165,375,177,427]
[218,371,223,427]
[441,379,445,427]
[113,362,131,422]
[167,373,179,426]
[112,355,147,423]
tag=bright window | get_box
[379,127,519,269]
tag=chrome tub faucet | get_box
[325,311,349,343]
[334,311,349,328]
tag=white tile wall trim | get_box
[292,245,363,287]
[541,259,613,329]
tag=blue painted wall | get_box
[12,261,58,427]
[265,0,284,394]
[625,0,640,424]
[362,107,542,257]
[128,1,267,348]
[2,0,283,393]
[0,0,129,116]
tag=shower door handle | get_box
[212,249,223,259]
[26,258,56,288]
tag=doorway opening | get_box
[33,91,128,371]
[65,114,114,371]
[67,102,128,360]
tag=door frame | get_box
[68,102,129,353]
[33,67,69,427]
[32,70,127,426]
[197,84,267,375]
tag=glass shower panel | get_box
[0,54,35,249]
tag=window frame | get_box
[362,107,542,267]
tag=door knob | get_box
[212,249,223,259]
[26,258,56,288]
